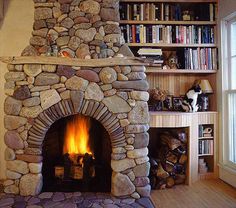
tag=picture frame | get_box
[172,97,183,111]
[163,95,173,111]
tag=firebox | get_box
[42,114,111,192]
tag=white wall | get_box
[218,0,236,187]
[0,0,33,178]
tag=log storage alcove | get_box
[1,56,151,198]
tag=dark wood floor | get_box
[151,179,236,208]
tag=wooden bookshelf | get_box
[120,0,219,182]
[145,68,218,74]
[127,43,217,48]
[121,0,217,2]
[120,20,217,25]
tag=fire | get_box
[63,115,92,156]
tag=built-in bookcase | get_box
[119,0,218,111]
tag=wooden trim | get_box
[120,20,217,25]
[0,56,150,66]
[128,43,217,47]
[120,0,217,2]
[146,68,218,74]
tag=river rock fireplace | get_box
[2,57,150,198]
[1,0,151,199]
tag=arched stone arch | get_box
[28,98,126,149]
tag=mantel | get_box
[0,56,150,67]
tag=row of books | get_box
[120,3,216,21]
[184,48,217,70]
[199,139,214,155]
[120,25,215,44]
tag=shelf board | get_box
[120,0,217,2]
[146,68,217,74]
[199,137,214,140]
[127,43,217,47]
[198,154,214,156]
[120,20,217,25]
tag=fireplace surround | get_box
[2,56,150,198]
[1,0,150,198]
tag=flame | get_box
[63,115,92,155]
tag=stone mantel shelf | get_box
[0,56,150,67]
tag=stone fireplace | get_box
[3,58,150,198]
[1,0,150,199]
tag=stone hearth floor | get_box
[0,192,155,208]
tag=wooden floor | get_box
[151,179,236,208]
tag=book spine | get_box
[131,25,136,43]
[140,4,144,21]
[136,25,140,43]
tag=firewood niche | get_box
[148,128,188,189]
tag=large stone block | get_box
[127,147,148,159]
[35,73,60,86]
[136,185,151,197]
[133,132,149,149]
[79,0,100,14]
[133,162,150,177]
[103,95,131,113]
[5,72,25,82]
[4,185,19,194]
[111,158,136,172]
[125,124,149,133]
[130,91,149,101]
[71,90,84,112]
[24,64,42,77]
[4,115,27,130]
[85,83,104,101]
[99,67,117,84]
[40,89,61,110]
[76,70,100,82]
[4,97,22,115]
[112,80,149,91]
[111,172,135,197]
[35,8,53,20]
[128,101,149,124]
[5,148,16,161]
[19,173,43,196]
[4,131,24,150]
[75,28,96,42]
[6,170,21,179]
[65,76,89,91]
[13,86,31,100]
[20,106,43,118]
[6,160,29,174]
[29,163,42,174]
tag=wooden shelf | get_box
[127,43,217,47]
[146,68,217,74]
[120,20,217,25]
[199,137,214,140]
[198,154,214,156]
[120,0,217,2]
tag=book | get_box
[137,48,162,56]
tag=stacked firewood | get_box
[149,129,188,189]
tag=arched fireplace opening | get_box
[42,114,112,192]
